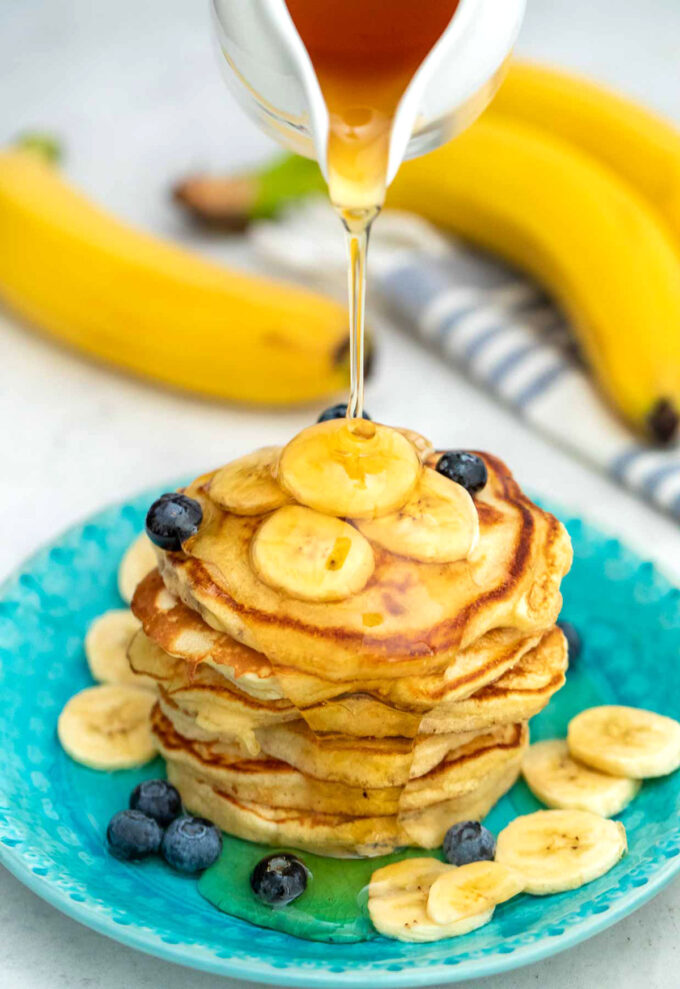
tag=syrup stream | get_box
[342,207,378,425]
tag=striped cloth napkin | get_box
[250,201,680,524]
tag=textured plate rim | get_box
[1,837,678,988]
[0,488,679,987]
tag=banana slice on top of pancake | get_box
[356,468,479,563]
[278,419,420,519]
[251,505,374,601]
[368,858,493,942]
[522,739,640,817]
[209,447,292,516]
[58,684,156,770]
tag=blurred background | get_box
[1,3,680,987]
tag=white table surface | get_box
[1,1,680,986]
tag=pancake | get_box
[132,570,550,716]
[153,704,401,816]
[137,431,570,856]
[156,685,482,788]
[399,724,527,810]
[249,721,520,789]
[156,453,572,681]
[131,569,283,701]
[156,712,525,819]
[299,628,566,737]
[130,613,563,741]
[128,631,295,754]
[166,745,523,857]
[128,630,295,726]
[167,763,404,857]
[417,626,566,735]
[156,692,252,747]
[399,763,522,847]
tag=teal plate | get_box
[1,488,680,987]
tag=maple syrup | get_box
[285,0,460,421]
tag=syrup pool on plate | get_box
[200,834,445,943]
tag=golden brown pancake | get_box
[128,630,295,729]
[129,611,564,741]
[166,764,404,857]
[300,628,566,737]
[151,704,401,816]
[254,720,491,788]
[417,626,566,735]
[132,569,552,716]
[134,437,570,856]
[160,718,526,856]
[399,763,522,848]
[131,569,282,701]
[153,705,525,815]
[155,454,572,681]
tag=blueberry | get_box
[130,779,182,828]
[317,403,372,423]
[145,493,202,551]
[558,620,582,661]
[161,816,222,873]
[436,451,488,494]
[443,820,496,866]
[106,809,162,861]
[250,853,308,906]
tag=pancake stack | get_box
[130,421,572,857]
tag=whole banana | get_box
[492,61,680,246]
[387,116,680,441]
[0,148,352,405]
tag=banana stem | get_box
[15,132,62,164]
[252,154,327,217]
[173,154,325,229]
[647,398,679,444]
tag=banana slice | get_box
[118,533,157,603]
[568,705,680,779]
[495,809,627,895]
[368,858,493,942]
[370,857,451,896]
[85,609,155,689]
[278,420,420,519]
[57,684,157,770]
[251,505,374,602]
[427,861,525,925]
[369,892,494,943]
[209,447,292,516]
[395,428,435,463]
[355,467,479,563]
[522,739,640,816]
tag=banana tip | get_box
[648,398,679,445]
[173,175,255,231]
[16,132,62,164]
[334,337,376,380]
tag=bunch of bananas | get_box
[390,62,680,443]
[3,62,680,436]
[0,144,351,405]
